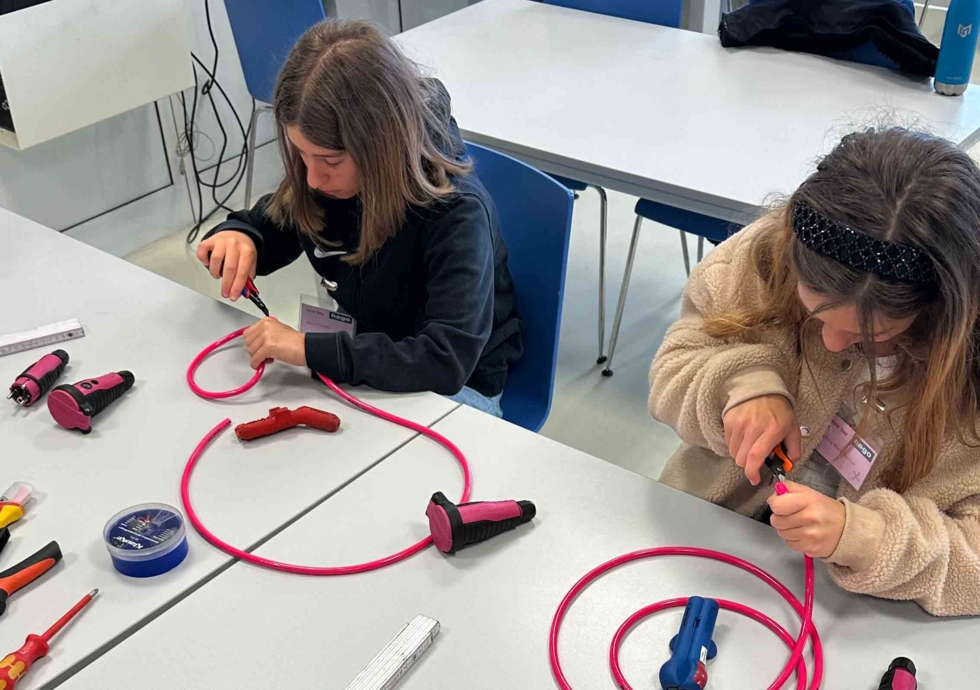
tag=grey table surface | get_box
[62,405,970,689]
[397,0,980,222]
[0,208,457,688]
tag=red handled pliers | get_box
[241,277,269,317]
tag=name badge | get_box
[815,415,879,490]
[299,294,355,336]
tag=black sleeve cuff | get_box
[305,332,351,383]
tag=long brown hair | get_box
[266,20,471,264]
[706,128,980,493]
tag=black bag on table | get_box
[719,0,939,77]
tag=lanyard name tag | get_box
[299,295,355,336]
[815,415,879,490]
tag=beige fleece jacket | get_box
[650,219,980,617]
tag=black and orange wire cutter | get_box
[0,529,62,617]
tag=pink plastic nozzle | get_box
[426,491,535,554]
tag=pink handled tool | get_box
[878,658,916,690]
[426,491,536,554]
[47,371,135,434]
[8,350,69,407]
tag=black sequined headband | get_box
[791,200,938,285]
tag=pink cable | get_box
[187,327,264,399]
[188,329,822,686]
[549,547,821,690]
[182,328,472,575]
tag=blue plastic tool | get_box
[659,596,719,690]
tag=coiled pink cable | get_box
[549,547,821,690]
[183,327,472,575]
[186,328,265,398]
[610,597,808,689]
[188,329,822,685]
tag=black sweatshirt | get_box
[206,86,523,397]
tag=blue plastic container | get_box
[103,503,188,577]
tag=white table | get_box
[63,405,973,689]
[397,0,980,222]
[0,208,457,688]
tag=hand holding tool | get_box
[426,491,535,554]
[0,589,98,689]
[878,657,916,689]
[0,483,32,530]
[241,277,269,317]
[235,406,341,441]
[204,250,268,317]
[47,371,135,433]
[8,350,69,406]
[0,541,62,617]
[659,596,719,690]
[765,443,794,484]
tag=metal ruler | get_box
[345,615,440,690]
[0,319,85,357]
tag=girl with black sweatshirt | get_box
[198,21,523,416]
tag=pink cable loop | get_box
[183,328,472,575]
[609,597,808,690]
[549,547,821,690]
[186,327,264,399]
[188,329,821,686]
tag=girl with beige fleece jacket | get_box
[650,128,980,617]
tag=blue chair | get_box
[546,0,682,25]
[223,0,326,207]
[466,142,574,432]
[544,0,682,367]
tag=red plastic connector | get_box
[234,406,341,441]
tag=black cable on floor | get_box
[181,0,255,245]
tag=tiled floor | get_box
[127,187,700,480]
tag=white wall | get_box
[0,0,237,256]
[0,0,455,257]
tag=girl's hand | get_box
[243,317,306,369]
[768,481,846,559]
[196,231,258,302]
[723,395,802,485]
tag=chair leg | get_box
[244,105,272,209]
[918,0,931,28]
[679,230,691,277]
[589,185,608,365]
[602,215,643,377]
[697,235,705,264]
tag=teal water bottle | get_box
[935,0,980,95]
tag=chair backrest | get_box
[223,0,326,103]
[465,143,574,432]
[545,0,683,28]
